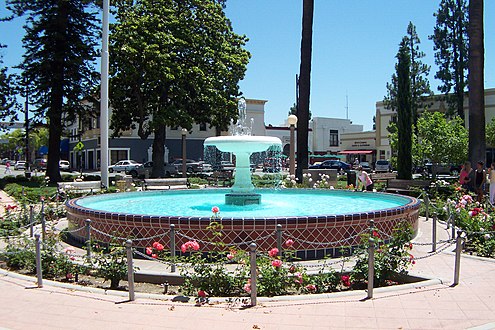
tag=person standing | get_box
[463,162,475,192]
[474,161,486,203]
[357,166,374,191]
[489,162,495,205]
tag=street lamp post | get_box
[288,115,298,176]
[181,128,187,178]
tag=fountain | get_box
[66,99,421,260]
[204,98,282,205]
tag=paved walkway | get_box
[1,190,495,329]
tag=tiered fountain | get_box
[204,98,281,205]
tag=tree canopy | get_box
[0,47,20,127]
[109,0,250,177]
[430,0,469,121]
[5,0,100,182]
[385,22,431,129]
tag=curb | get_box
[0,267,443,304]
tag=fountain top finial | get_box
[230,97,252,136]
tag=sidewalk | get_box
[1,190,495,329]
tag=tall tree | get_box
[6,0,100,182]
[296,0,313,182]
[396,39,413,180]
[110,0,249,178]
[0,47,20,126]
[468,0,485,163]
[430,0,469,121]
[384,22,431,129]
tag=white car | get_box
[374,160,393,172]
[59,160,71,171]
[108,160,142,173]
[14,161,26,170]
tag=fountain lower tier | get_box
[204,135,282,205]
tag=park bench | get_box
[385,179,430,195]
[57,181,101,194]
[370,172,397,186]
[143,178,189,190]
[206,171,234,187]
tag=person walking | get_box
[474,161,486,203]
[4,161,12,175]
[489,162,495,205]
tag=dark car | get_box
[262,157,282,173]
[359,161,372,173]
[127,161,178,178]
[171,159,212,173]
[424,163,461,176]
[309,160,351,172]
[32,158,47,170]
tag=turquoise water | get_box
[75,189,411,219]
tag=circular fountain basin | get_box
[204,135,282,153]
[66,189,420,259]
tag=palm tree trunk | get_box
[468,0,485,163]
[296,0,314,182]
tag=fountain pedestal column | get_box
[226,152,261,205]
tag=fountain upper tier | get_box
[203,135,282,153]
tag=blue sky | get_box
[1,1,494,130]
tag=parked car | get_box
[219,161,235,172]
[1,158,14,165]
[262,157,282,173]
[171,159,212,173]
[359,161,372,173]
[374,160,392,172]
[33,158,47,170]
[108,160,142,173]
[14,160,26,170]
[59,160,71,171]
[424,163,461,176]
[308,160,351,172]
[126,161,178,178]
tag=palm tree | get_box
[296,0,314,181]
[468,0,485,163]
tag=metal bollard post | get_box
[125,240,135,301]
[85,219,92,258]
[453,231,463,286]
[368,219,375,236]
[249,243,258,306]
[432,213,437,252]
[35,233,43,288]
[424,190,429,221]
[276,224,282,257]
[40,199,46,241]
[29,205,34,237]
[170,224,176,273]
[367,236,375,299]
[451,211,456,239]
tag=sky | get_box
[1,0,494,131]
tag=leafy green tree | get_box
[385,22,431,129]
[430,0,469,121]
[468,0,485,164]
[417,112,467,166]
[6,0,100,182]
[296,0,314,182]
[0,47,20,126]
[389,112,467,173]
[109,0,249,178]
[396,39,413,180]
[486,118,495,148]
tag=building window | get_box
[329,130,339,147]
[199,123,207,131]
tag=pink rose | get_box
[284,239,294,248]
[268,247,279,258]
[146,247,153,255]
[306,284,316,292]
[155,243,164,251]
[271,259,283,268]
[227,253,235,260]
[211,206,220,214]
